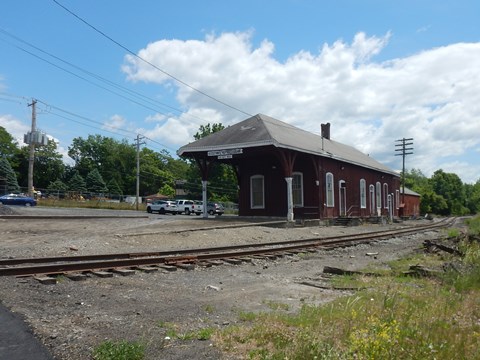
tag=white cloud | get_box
[0,114,29,145]
[122,31,480,183]
[103,114,131,132]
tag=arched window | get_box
[383,183,389,209]
[292,172,304,207]
[250,175,264,209]
[376,181,382,210]
[326,172,334,207]
[360,179,366,209]
[369,184,375,214]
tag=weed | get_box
[203,304,215,314]
[446,227,461,238]
[262,300,290,311]
[196,327,215,340]
[92,340,145,360]
[217,221,480,360]
[238,311,257,322]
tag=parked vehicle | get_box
[0,193,37,206]
[193,200,204,215]
[146,200,177,214]
[207,202,224,216]
[175,199,197,215]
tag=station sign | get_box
[208,148,243,159]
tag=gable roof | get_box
[401,187,421,197]
[178,114,398,176]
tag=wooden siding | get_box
[400,194,421,218]
[235,149,400,219]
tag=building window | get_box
[396,189,400,209]
[360,179,366,209]
[292,172,304,207]
[369,184,375,214]
[383,183,389,209]
[376,181,382,210]
[326,172,334,207]
[250,175,264,209]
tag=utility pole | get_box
[27,99,37,198]
[135,134,145,210]
[395,138,414,204]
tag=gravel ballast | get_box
[0,206,447,359]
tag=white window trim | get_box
[292,172,304,207]
[396,190,400,209]
[360,179,366,209]
[326,172,334,207]
[250,175,265,209]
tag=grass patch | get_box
[262,300,290,311]
[92,340,145,360]
[216,220,480,360]
[238,311,257,322]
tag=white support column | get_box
[202,180,208,218]
[285,176,294,222]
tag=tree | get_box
[47,179,68,198]
[68,171,87,193]
[0,157,20,193]
[86,168,108,194]
[186,123,238,202]
[138,148,176,196]
[430,169,468,215]
[194,123,225,140]
[465,180,480,214]
[0,126,19,162]
[14,139,65,189]
[159,183,175,198]
[68,135,137,195]
[106,179,122,196]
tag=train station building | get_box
[178,114,401,222]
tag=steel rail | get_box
[0,217,453,267]
[0,217,455,278]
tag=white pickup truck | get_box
[175,199,201,215]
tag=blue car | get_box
[0,193,37,206]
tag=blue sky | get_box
[1,0,480,183]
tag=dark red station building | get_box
[178,114,401,221]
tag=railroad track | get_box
[0,217,456,283]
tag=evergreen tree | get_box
[47,179,68,197]
[0,157,20,193]
[0,126,19,163]
[68,171,87,193]
[86,168,107,194]
[106,178,122,196]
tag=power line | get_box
[51,0,252,117]
[0,91,177,154]
[0,28,207,122]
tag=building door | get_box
[339,180,346,216]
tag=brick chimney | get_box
[321,123,331,139]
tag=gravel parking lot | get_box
[0,206,447,359]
